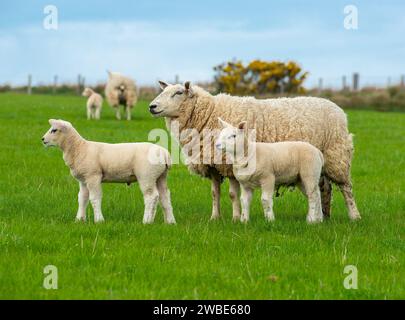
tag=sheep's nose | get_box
[41,137,45,141]
[149,104,157,111]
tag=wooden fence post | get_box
[27,74,32,95]
[318,78,323,94]
[401,75,405,88]
[342,76,347,91]
[53,75,58,94]
[352,73,359,91]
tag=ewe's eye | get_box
[228,134,236,139]
[172,91,183,97]
[51,129,57,133]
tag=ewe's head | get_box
[149,81,194,118]
[42,119,73,147]
[215,118,247,153]
[82,88,93,97]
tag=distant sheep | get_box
[105,71,138,120]
[216,118,324,223]
[82,87,103,120]
[41,119,175,224]
[149,81,361,222]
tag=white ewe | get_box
[149,81,361,221]
[82,88,103,120]
[105,71,138,120]
[216,118,324,223]
[41,119,175,224]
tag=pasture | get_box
[0,93,403,299]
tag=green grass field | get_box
[0,93,403,299]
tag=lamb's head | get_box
[82,87,93,97]
[215,118,247,154]
[149,81,194,118]
[42,119,73,147]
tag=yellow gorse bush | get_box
[214,59,308,95]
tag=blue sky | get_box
[0,0,404,87]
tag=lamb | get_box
[82,87,103,120]
[41,119,175,224]
[105,71,138,120]
[215,118,324,223]
[149,81,361,221]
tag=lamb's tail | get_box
[164,149,172,170]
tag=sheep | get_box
[215,118,324,223]
[105,71,138,120]
[41,119,175,224]
[82,87,103,120]
[149,81,361,222]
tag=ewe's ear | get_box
[218,117,230,128]
[158,80,169,90]
[48,119,56,126]
[238,121,247,130]
[106,70,112,79]
[184,81,193,97]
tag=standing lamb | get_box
[149,81,361,221]
[41,119,175,224]
[105,71,138,120]
[82,87,103,120]
[216,118,324,223]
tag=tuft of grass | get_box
[0,93,404,299]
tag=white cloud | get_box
[1,18,404,88]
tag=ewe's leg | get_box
[115,107,121,120]
[320,176,332,218]
[240,185,253,223]
[87,179,104,223]
[157,174,176,224]
[210,175,222,220]
[87,107,91,120]
[261,179,275,222]
[95,107,101,120]
[140,182,160,224]
[76,182,89,222]
[126,106,132,121]
[338,182,361,220]
[229,177,241,222]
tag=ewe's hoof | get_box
[94,218,105,224]
[350,214,362,221]
[210,215,220,221]
[75,217,86,223]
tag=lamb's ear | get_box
[184,81,193,97]
[158,80,169,90]
[106,70,112,79]
[218,117,230,128]
[238,121,247,130]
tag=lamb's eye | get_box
[228,134,236,139]
[51,129,57,133]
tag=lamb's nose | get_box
[41,137,45,141]
[149,104,157,111]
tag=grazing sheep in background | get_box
[149,81,361,222]
[216,118,324,223]
[105,71,138,120]
[41,119,175,224]
[82,87,103,120]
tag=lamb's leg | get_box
[320,175,332,218]
[156,173,176,224]
[229,177,241,222]
[140,182,160,224]
[261,179,275,222]
[240,185,253,223]
[87,107,91,120]
[115,107,121,120]
[302,179,323,224]
[338,182,361,220]
[210,175,221,220]
[126,106,132,121]
[75,182,89,222]
[87,179,104,223]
